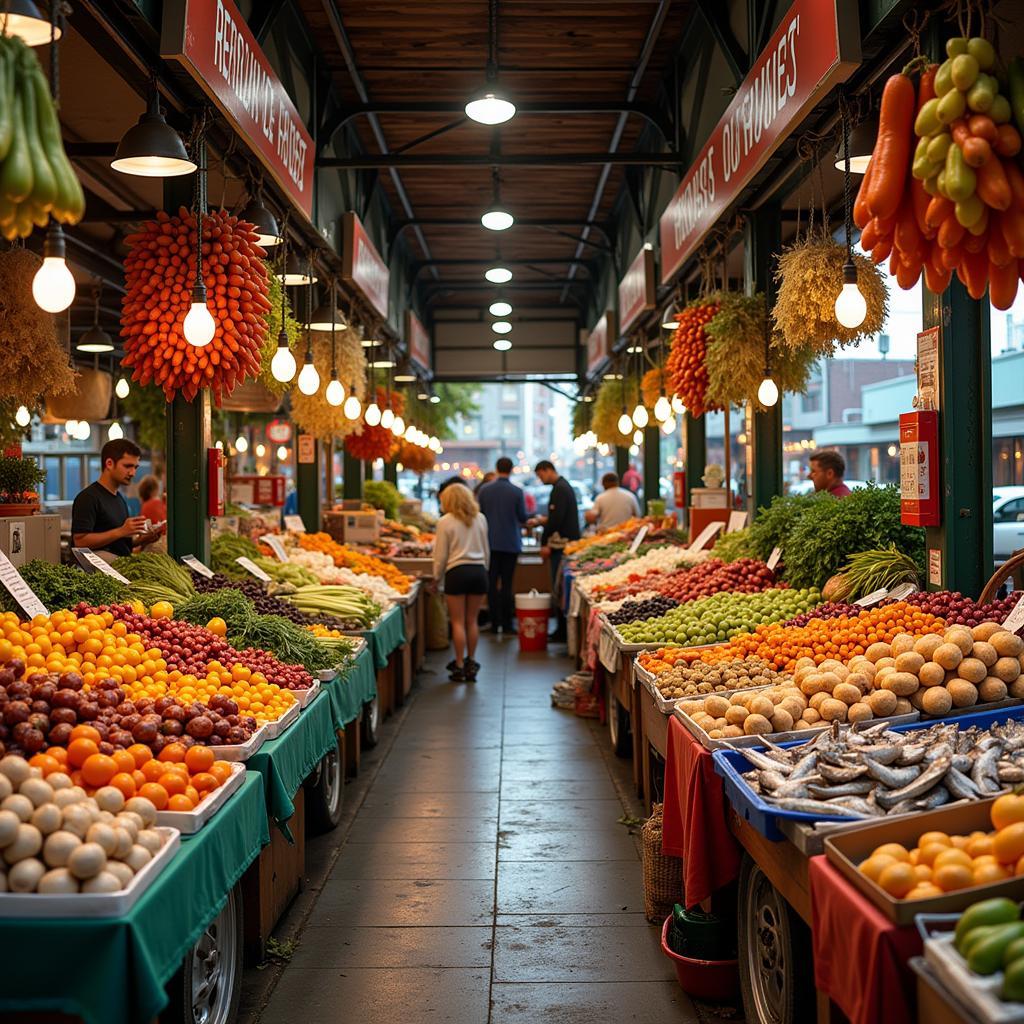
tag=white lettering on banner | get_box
[356,237,388,309]
[671,146,717,249]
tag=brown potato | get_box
[908,688,926,710]
[833,682,862,706]
[725,705,750,726]
[882,671,920,696]
[918,662,946,687]
[875,657,897,671]
[992,631,1024,658]
[891,634,917,656]
[993,656,1022,683]
[933,643,964,670]
[800,674,829,696]
[971,641,998,668]
[972,622,1004,642]
[978,677,1009,704]
[802,707,822,724]
[847,702,874,723]
[770,708,795,733]
[957,658,987,684]
[779,697,806,721]
[743,713,773,735]
[721,725,744,738]
[867,689,898,716]
[865,642,892,663]
[749,696,776,719]
[894,697,914,715]
[894,651,925,675]
[845,672,872,694]
[819,698,848,722]
[944,626,975,655]
[921,686,953,716]
[914,634,944,659]
[1011,677,1024,699]
[947,679,979,708]
[818,672,841,692]
[704,695,730,718]
[809,692,830,711]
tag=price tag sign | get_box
[0,550,48,618]
[260,534,289,563]
[726,511,748,533]
[766,547,782,571]
[181,555,214,579]
[628,525,649,553]
[236,556,272,582]
[887,582,918,602]
[687,520,723,553]
[1003,593,1024,634]
[284,515,306,533]
[72,547,131,585]
[854,588,889,608]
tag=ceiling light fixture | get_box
[833,116,877,175]
[325,281,345,406]
[0,0,59,46]
[107,421,124,441]
[240,191,282,247]
[15,406,30,428]
[430,392,441,404]
[76,284,113,353]
[835,96,867,330]
[296,260,320,394]
[111,83,195,177]
[33,222,76,313]
[481,206,514,231]
[235,435,249,452]
[489,300,512,317]
[115,376,130,399]
[394,358,417,383]
[270,250,296,383]
[182,138,216,347]
[282,252,316,286]
[465,90,516,125]
[344,393,362,420]
[493,338,512,352]
[491,320,512,334]
[485,266,512,284]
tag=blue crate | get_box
[711,704,1024,842]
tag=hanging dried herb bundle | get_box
[0,248,76,405]
[704,292,817,411]
[572,400,592,438]
[289,333,368,442]
[773,232,887,356]
[591,378,628,446]
[344,388,403,461]
[641,366,667,408]
[257,271,302,395]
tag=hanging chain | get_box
[841,93,852,261]
[330,279,338,373]
[487,0,498,79]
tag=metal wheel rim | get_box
[191,887,239,1024]
[321,743,342,817]
[366,696,380,734]
[745,865,788,1024]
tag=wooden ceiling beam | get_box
[319,152,683,169]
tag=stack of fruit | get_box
[952,895,1024,1001]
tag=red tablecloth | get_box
[809,855,922,1024]
[662,715,742,907]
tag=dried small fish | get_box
[972,746,1001,793]
[863,759,922,789]
[875,756,951,810]
[818,762,869,784]
[944,766,981,801]
[763,796,864,817]
[807,780,874,798]
[999,763,1024,784]
[897,745,928,766]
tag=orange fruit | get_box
[919,843,950,867]
[184,785,200,806]
[913,864,932,882]
[141,760,166,783]
[81,754,118,788]
[127,743,153,767]
[873,843,910,863]
[877,861,916,897]
[184,746,214,774]
[157,772,187,797]
[966,834,995,858]
[138,782,168,810]
[974,861,1011,885]
[67,737,100,768]
[167,794,195,812]
[132,769,147,789]
[907,883,944,899]
[994,823,1024,865]
[28,753,60,777]
[109,772,137,799]
[934,848,973,870]
[208,763,232,786]
[934,863,975,892]
[191,772,218,793]
[950,835,970,850]
[69,724,101,744]
[992,794,1024,831]
[48,747,67,766]
[111,749,136,774]
[158,742,187,764]
[919,831,951,848]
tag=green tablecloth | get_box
[0,770,269,1024]
[322,643,377,730]
[368,603,407,668]
[246,690,337,829]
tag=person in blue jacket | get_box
[476,457,527,634]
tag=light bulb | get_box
[235,435,249,452]
[277,445,289,460]
[485,266,512,284]
[598,443,610,457]
[633,429,643,445]
[632,403,649,429]
[489,300,512,317]
[430,394,441,404]
[76,421,91,440]
[491,320,512,334]
[65,419,78,435]
[493,338,512,351]
[617,412,632,436]
[326,376,345,406]
[255,443,266,457]
[115,376,130,399]
[391,415,405,436]
[757,375,780,407]
[215,440,224,450]
[404,425,416,441]
[183,300,216,347]
[365,402,381,426]
[464,91,516,125]
[271,342,296,383]
[14,406,30,427]
[344,394,362,420]
[654,395,671,422]
[32,256,76,313]
[481,208,514,231]
[661,415,677,435]
[834,262,867,329]
[380,407,395,430]
[629,444,640,456]
[671,394,685,415]
[107,421,124,440]
[297,357,320,395]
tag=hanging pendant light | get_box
[489,299,512,317]
[115,376,130,399]
[481,167,514,229]
[654,395,671,422]
[833,117,877,175]
[757,375,780,407]
[381,406,395,430]
[617,397,632,436]
[835,97,867,330]
[365,402,382,426]
[465,4,514,125]
[325,281,344,406]
[240,192,282,247]
[671,394,685,415]
[307,298,348,332]
[0,0,59,46]
[660,415,677,436]
[107,421,124,441]
[235,434,249,452]
[15,406,31,427]
[296,261,320,394]
[493,337,512,352]
[429,391,441,404]
[33,222,76,313]
[491,320,512,334]
[270,251,296,382]
[112,84,195,177]
[632,404,649,429]
[394,358,416,383]
[485,266,512,284]
[344,393,362,420]
[391,415,405,437]
[416,384,430,400]
[76,284,113,352]
[282,253,317,286]
[183,208,215,346]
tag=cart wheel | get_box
[737,854,814,1024]
[361,695,380,748]
[606,680,631,758]
[165,883,243,1024]
[306,734,344,833]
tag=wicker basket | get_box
[642,804,682,923]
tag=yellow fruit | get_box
[992,794,1024,831]
[919,831,952,848]
[914,863,932,882]
[919,842,952,867]
[877,861,917,897]
[966,834,995,858]
[859,854,898,882]
[934,863,974,892]
[993,823,1024,864]
[206,617,227,637]
[934,848,973,870]
[873,843,910,863]
[150,602,174,620]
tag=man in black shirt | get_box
[531,460,580,643]
[72,439,160,559]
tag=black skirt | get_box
[444,564,488,595]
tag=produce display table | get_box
[322,644,377,731]
[397,581,422,704]
[0,771,269,1024]
[414,581,427,671]
[366,603,407,670]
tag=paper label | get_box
[854,588,889,608]
[260,534,289,563]
[181,555,214,579]
[886,582,918,602]
[687,520,724,552]
[0,550,48,618]
[628,525,649,554]
[236,556,272,581]
[928,548,942,588]
[767,547,782,571]
[727,511,748,533]
[284,515,306,533]
[72,547,131,585]
[1003,593,1024,633]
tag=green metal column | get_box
[343,450,362,499]
[615,446,629,478]
[166,392,211,560]
[642,425,660,509]
[296,437,321,532]
[383,460,397,485]
[684,413,705,506]
[745,203,783,512]
[923,279,992,595]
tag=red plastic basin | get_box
[660,917,739,1002]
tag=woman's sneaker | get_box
[464,658,479,682]
[449,665,466,682]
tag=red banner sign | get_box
[658,0,859,284]
[618,245,656,333]
[405,310,431,372]
[342,212,390,321]
[586,311,613,377]
[162,0,315,221]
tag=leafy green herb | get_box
[0,560,128,613]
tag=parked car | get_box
[993,486,1024,560]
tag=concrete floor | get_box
[244,635,699,1023]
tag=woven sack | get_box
[642,803,682,923]
[426,590,450,650]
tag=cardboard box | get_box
[825,798,1024,925]
[339,511,380,544]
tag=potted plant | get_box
[0,454,46,515]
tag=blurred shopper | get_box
[477,457,528,634]
[138,475,167,536]
[808,449,852,498]
[530,459,580,643]
[621,463,641,493]
[434,483,490,682]
[586,472,640,530]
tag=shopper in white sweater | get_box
[433,482,490,682]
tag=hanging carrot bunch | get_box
[664,300,721,418]
[343,388,403,462]
[120,207,271,404]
